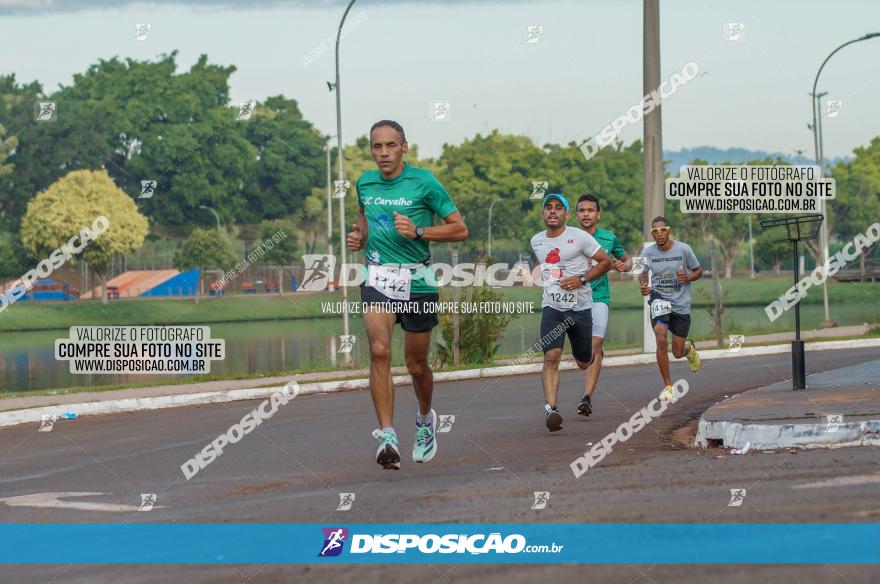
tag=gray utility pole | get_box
[487,198,499,258]
[748,215,756,278]
[809,32,879,328]
[642,0,663,353]
[325,135,335,292]
[333,0,358,367]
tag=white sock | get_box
[382,426,396,437]
[417,411,433,425]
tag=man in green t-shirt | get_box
[574,194,632,417]
[346,120,468,470]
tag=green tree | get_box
[682,213,725,345]
[251,219,300,294]
[670,158,753,279]
[547,139,644,254]
[173,228,237,297]
[0,124,16,178]
[238,96,326,222]
[752,214,789,275]
[435,131,549,257]
[828,137,880,279]
[0,231,30,277]
[20,169,149,303]
[296,188,329,255]
[253,219,300,265]
[0,73,113,232]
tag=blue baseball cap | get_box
[542,193,570,212]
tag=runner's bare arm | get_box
[347,204,368,251]
[393,210,468,242]
[684,265,703,282]
[612,254,632,272]
[562,249,611,289]
[582,249,611,282]
[639,269,651,295]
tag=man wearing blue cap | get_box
[530,193,611,432]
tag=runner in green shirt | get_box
[347,120,468,470]
[574,194,632,417]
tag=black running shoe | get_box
[545,406,563,432]
[577,395,592,417]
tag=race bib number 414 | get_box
[651,298,672,319]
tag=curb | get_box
[2,338,879,430]
[696,419,880,450]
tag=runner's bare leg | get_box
[584,336,604,396]
[404,330,433,416]
[653,323,673,387]
[542,348,562,406]
[363,308,397,427]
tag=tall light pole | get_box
[331,0,358,366]
[748,215,755,278]
[198,205,221,231]
[642,0,663,353]
[487,198,499,258]
[325,135,336,291]
[810,32,879,328]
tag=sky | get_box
[1,0,878,159]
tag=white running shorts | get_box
[591,301,609,339]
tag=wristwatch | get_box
[579,275,588,285]
[415,226,425,240]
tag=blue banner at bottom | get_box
[1,524,878,564]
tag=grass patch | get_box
[0,276,877,332]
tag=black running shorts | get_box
[649,291,691,338]
[360,285,439,333]
[539,306,593,364]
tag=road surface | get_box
[1,347,879,583]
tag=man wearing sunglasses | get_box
[640,216,702,401]
[530,193,611,432]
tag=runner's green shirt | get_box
[587,227,626,305]
[356,163,458,294]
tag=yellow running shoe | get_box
[659,386,676,401]
[686,339,701,372]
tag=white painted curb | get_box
[1,338,878,429]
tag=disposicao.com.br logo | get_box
[317,527,563,556]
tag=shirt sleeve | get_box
[582,232,602,258]
[684,244,700,269]
[612,234,627,258]
[425,175,458,218]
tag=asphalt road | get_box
[2,347,879,583]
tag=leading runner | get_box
[531,193,611,432]
[347,120,468,469]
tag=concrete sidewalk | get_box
[696,359,880,450]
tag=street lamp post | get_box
[487,198,499,259]
[332,0,358,367]
[325,135,336,291]
[809,32,879,328]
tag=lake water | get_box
[1,303,877,393]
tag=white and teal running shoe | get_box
[372,429,401,470]
[412,409,437,463]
